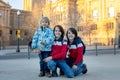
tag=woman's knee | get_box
[66,72,74,78]
[63,68,74,78]
[47,60,56,70]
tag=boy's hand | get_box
[31,47,41,53]
[31,48,35,51]
[35,49,41,54]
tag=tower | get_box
[24,0,32,11]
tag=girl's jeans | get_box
[47,60,74,78]
[38,51,50,73]
[66,58,84,76]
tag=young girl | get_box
[43,25,74,78]
[66,27,87,76]
[31,17,55,77]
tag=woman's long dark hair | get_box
[66,27,78,44]
[53,25,64,39]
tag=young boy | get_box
[31,17,55,77]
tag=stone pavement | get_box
[0,50,120,80]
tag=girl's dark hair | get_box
[53,25,64,38]
[66,27,78,43]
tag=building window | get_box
[106,22,114,29]
[93,10,98,19]
[16,30,17,35]
[61,13,62,21]
[51,0,57,3]
[108,7,114,17]
[78,26,83,31]
[111,23,114,29]
[10,30,12,35]
[24,31,28,36]
[0,30,2,36]
[91,24,97,30]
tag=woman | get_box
[66,27,87,76]
[44,25,74,78]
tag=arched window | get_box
[0,30,2,36]
[24,31,28,36]
[9,30,12,35]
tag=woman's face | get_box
[54,27,62,39]
[67,30,75,41]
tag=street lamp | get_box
[0,12,2,50]
[0,13,2,17]
[116,12,120,48]
[0,12,5,49]
[16,10,20,52]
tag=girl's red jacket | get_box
[67,37,84,65]
[50,38,67,60]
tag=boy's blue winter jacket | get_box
[31,26,55,51]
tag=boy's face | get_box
[41,20,49,27]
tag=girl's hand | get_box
[43,56,52,62]
[72,65,78,70]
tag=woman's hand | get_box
[43,56,52,62]
[63,35,67,40]
[72,65,78,70]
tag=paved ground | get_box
[0,49,120,80]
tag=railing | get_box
[86,44,120,56]
[0,43,120,59]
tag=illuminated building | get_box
[24,0,120,46]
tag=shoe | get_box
[60,72,64,76]
[45,72,51,77]
[52,72,58,77]
[47,74,52,78]
[47,71,58,78]
[60,70,64,76]
[82,64,88,74]
[38,72,45,77]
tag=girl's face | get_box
[41,20,49,27]
[54,27,62,39]
[67,30,75,41]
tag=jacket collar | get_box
[55,37,63,41]
[70,37,81,45]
